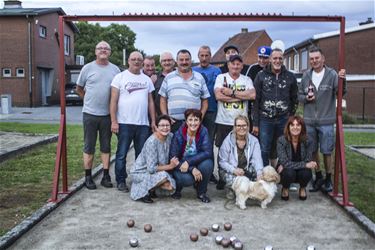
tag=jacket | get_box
[277,136,313,170]
[253,64,298,126]
[218,131,263,176]
[298,66,346,125]
[169,123,213,173]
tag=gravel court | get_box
[7,148,375,250]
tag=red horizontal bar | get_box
[63,14,342,22]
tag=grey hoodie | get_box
[218,131,263,176]
[298,66,346,125]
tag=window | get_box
[288,57,292,70]
[2,68,11,77]
[301,50,308,70]
[39,25,47,38]
[64,35,70,56]
[293,53,299,71]
[16,67,25,77]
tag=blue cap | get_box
[257,46,271,57]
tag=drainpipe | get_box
[27,15,33,107]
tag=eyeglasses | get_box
[235,124,248,129]
[158,124,171,128]
[272,57,283,61]
[96,47,111,51]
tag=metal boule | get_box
[224,222,232,231]
[200,228,208,236]
[211,223,220,232]
[215,235,223,245]
[234,240,244,250]
[221,238,231,248]
[144,224,152,233]
[129,238,138,247]
[264,245,273,250]
[127,219,135,228]
[190,233,199,242]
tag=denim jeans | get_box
[259,115,288,166]
[115,124,150,184]
[173,159,213,196]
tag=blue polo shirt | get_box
[193,65,221,112]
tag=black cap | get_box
[229,54,243,63]
[224,44,239,53]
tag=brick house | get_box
[0,0,78,107]
[284,22,375,120]
[212,28,273,66]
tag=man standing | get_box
[159,49,210,132]
[193,45,221,183]
[219,44,250,76]
[214,54,256,189]
[154,51,175,116]
[110,51,156,192]
[142,56,157,84]
[252,48,298,167]
[299,47,346,193]
[76,41,120,190]
[248,46,271,82]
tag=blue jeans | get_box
[173,159,213,196]
[259,115,288,166]
[115,124,150,184]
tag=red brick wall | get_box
[242,32,272,65]
[346,80,375,119]
[0,13,75,107]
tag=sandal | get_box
[197,193,211,203]
[281,188,289,201]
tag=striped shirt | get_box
[158,70,210,120]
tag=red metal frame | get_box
[52,13,351,207]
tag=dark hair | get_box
[283,115,307,143]
[144,55,155,61]
[156,114,172,126]
[309,46,323,55]
[184,109,202,121]
[177,49,192,59]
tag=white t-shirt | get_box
[111,70,154,125]
[312,68,325,90]
[214,73,254,125]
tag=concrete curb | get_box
[327,194,375,238]
[342,124,375,129]
[0,133,58,163]
[0,155,116,250]
[346,145,375,160]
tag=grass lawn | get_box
[0,123,374,237]
[0,122,117,237]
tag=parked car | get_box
[65,83,82,105]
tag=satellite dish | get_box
[271,40,285,53]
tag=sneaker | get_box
[117,182,129,192]
[197,193,211,203]
[85,176,97,190]
[138,195,153,203]
[171,191,181,200]
[216,179,226,190]
[100,175,113,188]
[309,178,324,192]
[323,179,333,193]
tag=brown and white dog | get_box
[232,166,280,209]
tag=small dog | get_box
[232,166,280,209]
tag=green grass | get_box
[343,132,375,222]
[0,122,117,237]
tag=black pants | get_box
[280,168,312,189]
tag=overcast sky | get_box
[4,0,374,61]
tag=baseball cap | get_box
[224,44,239,53]
[258,46,272,57]
[229,54,243,63]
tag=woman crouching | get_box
[218,115,263,198]
[170,109,214,203]
[130,115,179,203]
[277,115,317,201]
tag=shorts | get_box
[83,112,111,154]
[306,124,334,154]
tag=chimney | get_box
[241,28,248,33]
[3,0,22,9]
[359,17,374,25]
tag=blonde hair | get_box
[233,115,250,139]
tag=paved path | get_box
[7,149,375,250]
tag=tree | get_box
[74,22,137,66]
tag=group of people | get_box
[76,39,346,204]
